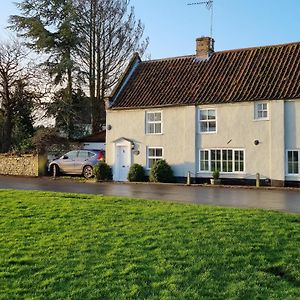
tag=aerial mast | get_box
[187,0,214,38]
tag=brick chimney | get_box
[196,37,214,59]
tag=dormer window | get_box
[145,111,163,134]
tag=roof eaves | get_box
[110,102,196,111]
[109,52,141,106]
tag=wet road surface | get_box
[0,175,299,214]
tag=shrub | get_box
[94,162,113,181]
[149,159,174,183]
[128,164,146,182]
[212,169,220,180]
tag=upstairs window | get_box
[146,111,162,134]
[254,102,269,120]
[199,109,216,133]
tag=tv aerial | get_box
[187,0,214,38]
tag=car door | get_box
[74,150,89,173]
[59,150,78,173]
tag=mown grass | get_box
[0,189,299,299]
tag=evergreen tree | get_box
[10,0,81,138]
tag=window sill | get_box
[198,131,217,134]
[253,118,270,122]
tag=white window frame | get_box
[198,148,245,174]
[145,111,163,135]
[286,149,299,175]
[198,108,217,133]
[254,102,269,121]
[147,147,164,169]
[199,150,210,171]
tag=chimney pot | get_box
[196,37,214,59]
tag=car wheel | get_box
[83,165,93,179]
[50,164,60,176]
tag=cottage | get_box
[105,37,300,186]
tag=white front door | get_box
[115,145,131,181]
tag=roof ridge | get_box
[215,41,300,54]
[142,42,300,64]
[143,54,195,63]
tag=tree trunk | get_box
[90,0,98,133]
[2,112,13,152]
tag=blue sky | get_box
[1,0,299,59]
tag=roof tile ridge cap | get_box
[215,41,300,55]
[143,54,195,63]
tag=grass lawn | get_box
[0,190,300,299]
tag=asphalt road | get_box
[0,175,299,214]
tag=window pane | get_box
[88,152,96,158]
[235,151,239,160]
[208,121,216,132]
[149,148,155,157]
[235,162,239,171]
[149,123,155,133]
[201,122,208,132]
[147,113,154,121]
[294,151,299,162]
[149,158,155,168]
[200,161,206,171]
[156,149,163,157]
[78,151,88,159]
[155,123,162,134]
[240,162,244,172]
[200,110,208,120]
[208,110,216,120]
[211,150,216,160]
[66,151,78,159]
[154,113,161,121]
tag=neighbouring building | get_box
[105,37,300,186]
[76,130,106,151]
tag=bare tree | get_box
[0,40,38,152]
[76,0,148,132]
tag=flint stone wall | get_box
[0,154,47,177]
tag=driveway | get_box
[0,175,299,214]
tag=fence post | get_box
[187,171,191,186]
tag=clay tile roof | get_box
[111,42,300,109]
